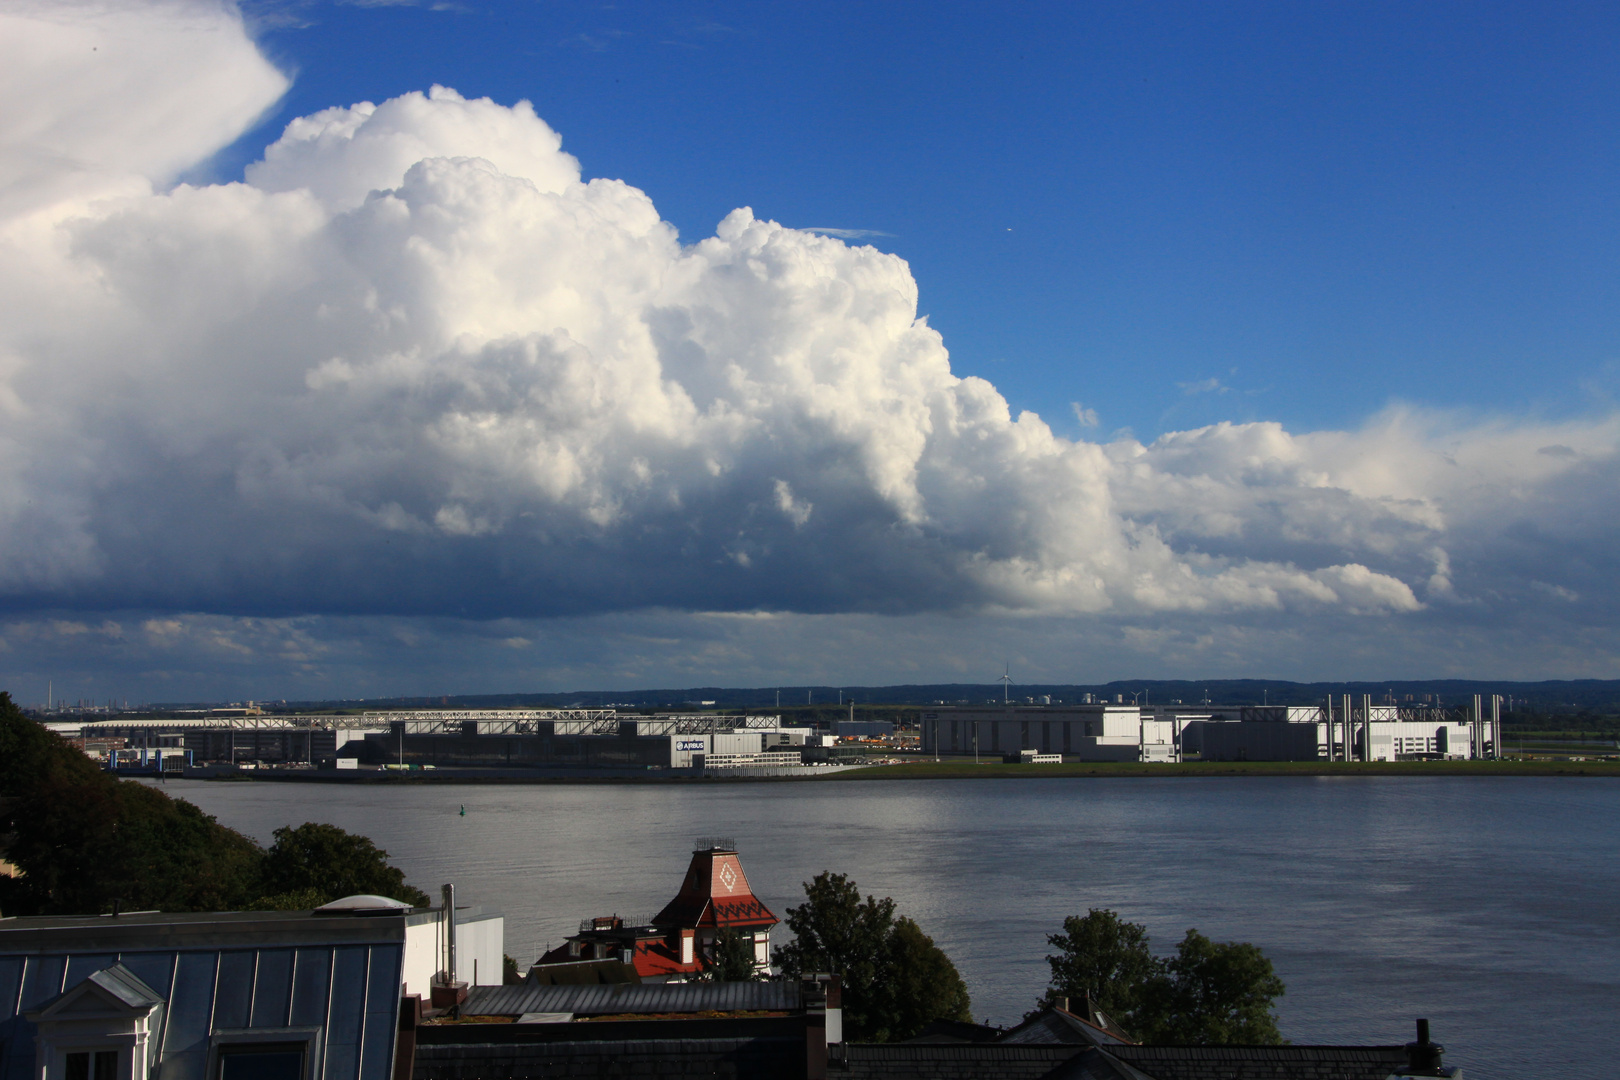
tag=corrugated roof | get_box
[466,980,800,1017]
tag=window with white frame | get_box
[62,1049,119,1080]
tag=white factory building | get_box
[921,694,1505,763]
[1188,694,1503,762]
[920,705,1182,762]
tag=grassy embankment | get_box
[828,758,1620,780]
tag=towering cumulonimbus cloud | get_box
[0,1,1615,634]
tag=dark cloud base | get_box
[4,607,1619,708]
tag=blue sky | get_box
[232,0,1620,439]
[2,0,1619,701]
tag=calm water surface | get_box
[162,775,1620,1080]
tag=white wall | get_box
[459,914,505,986]
[1363,721,1474,761]
[403,911,505,995]
[402,917,439,997]
[669,734,710,767]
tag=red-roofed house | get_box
[533,839,779,983]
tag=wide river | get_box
[162,775,1619,1079]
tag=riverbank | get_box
[826,758,1620,779]
[151,757,1620,784]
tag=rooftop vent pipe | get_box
[1404,1018,1445,1075]
[442,883,457,985]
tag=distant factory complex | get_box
[921,693,1505,763]
[64,709,853,775]
[51,690,1510,777]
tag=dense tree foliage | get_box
[0,693,428,915]
[259,822,430,907]
[773,871,970,1042]
[1143,930,1286,1044]
[880,916,974,1041]
[698,927,762,982]
[1041,908,1284,1045]
[1037,908,1158,1027]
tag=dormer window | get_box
[63,1051,117,1080]
[216,1042,307,1080]
[26,963,165,1080]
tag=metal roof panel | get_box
[467,981,800,1017]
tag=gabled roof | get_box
[651,847,777,930]
[30,963,163,1020]
[628,937,697,979]
[1000,1006,1133,1048]
[1038,1047,1159,1080]
[903,1018,1005,1044]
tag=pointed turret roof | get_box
[651,844,778,930]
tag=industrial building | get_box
[920,694,1504,764]
[920,705,1182,762]
[77,716,373,767]
[1187,695,1503,762]
[73,694,1510,771]
[75,710,815,771]
[353,712,809,769]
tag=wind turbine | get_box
[999,663,1012,705]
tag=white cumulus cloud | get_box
[0,0,1617,660]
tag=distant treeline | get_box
[134,678,1620,718]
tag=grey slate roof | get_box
[1044,1048,1160,1080]
[414,1036,802,1080]
[466,980,801,1017]
[1000,1008,1131,1047]
[837,1044,1419,1080]
[832,1044,1080,1080]
[1104,1044,1413,1080]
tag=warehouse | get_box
[919,705,1181,762]
[78,717,372,765]
[77,710,810,770]
[1188,695,1502,761]
[355,712,809,769]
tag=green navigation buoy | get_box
[459,804,466,816]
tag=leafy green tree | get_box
[0,694,427,916]
[1041,911,1285,1045]
[1137,930,1285,1045]
[258,822,431,907]
[1038,908,1157,1030]
[252,887,331,911]
[774,871,970,1042]
[0,693,260,915]
[698,927,762,982]
[881,917,973,1041]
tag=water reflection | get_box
[162,775,1620,1080]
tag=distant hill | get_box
[206,678,1620,715]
